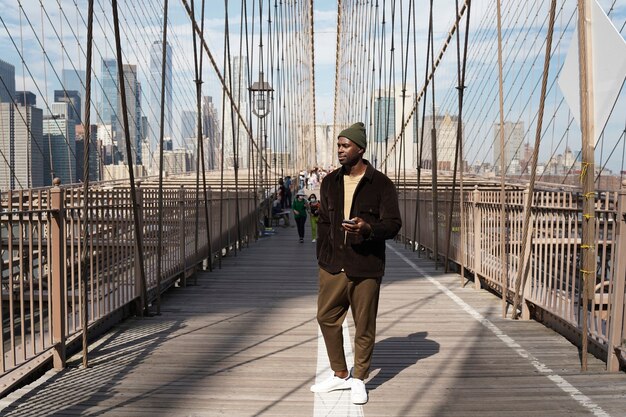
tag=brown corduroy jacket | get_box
[316,160,402,278]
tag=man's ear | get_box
[358,147,365,156]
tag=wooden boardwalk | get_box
[2,222,626,416]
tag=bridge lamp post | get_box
[249,71,273,223]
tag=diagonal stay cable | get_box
[180,0,270,171]
[381,0,470,168]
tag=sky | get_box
[0,0,624,173]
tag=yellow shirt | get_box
[343,172,364,220]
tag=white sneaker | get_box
[312,238,316,242]
[351,378,368,404]
[310,374,351,393]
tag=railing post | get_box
[607,180,626,371]
[207,186,214,270]
[180,185,186,287]
[50,178,66,370]
[473,186,482,290]
[521,186,532,320]
[134,181,144,312]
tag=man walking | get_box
[310,122,402,405]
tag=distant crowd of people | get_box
[269,167,330,242]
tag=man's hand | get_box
[342,216,372,237]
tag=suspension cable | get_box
[111,0,148,315]
[79,0,94,369]
[381,0,470,168]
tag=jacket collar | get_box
[335,159,375,182]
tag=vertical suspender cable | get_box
[364,1,374,163]
[410,0,420,252]
[309,0,317,167]
[155,0,169,315]
[332,0,343,140]
[191,0,212,272]
[446,0,471,274]
[217,1,229,270]
[111,0,148,315]
[191,0,201,274]
[258,0,267,203]
[381,2,468,169]
[39,4,55,183]
[79,0,94,369]
[416,2,433,257]
[496,0,508,318]
[243,0,257,242]
[222,0,240,257]
[240,0,253,245]
[428,0,439,267]
[375,1,385,168]
[459,1,471,279]
[181,1,267,170]
[398,0,411,248]
[266,0,276,206]
[511,0,557,319]
[382,0,391,175]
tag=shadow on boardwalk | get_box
[3,230,626,416]
[368,331,440,391]
[0,318,183,416]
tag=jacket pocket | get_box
[359,204,380,224]
[318,232,333,264]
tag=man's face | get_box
[337,137,364,166]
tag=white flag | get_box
[558,0,626,145]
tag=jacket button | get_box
[339,244,344,249]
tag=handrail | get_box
[0,176,271,393]
[397,179,626,369]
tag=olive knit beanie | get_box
[338,122,367,149]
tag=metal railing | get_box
[0,177,262,392]
[398,181,626,370]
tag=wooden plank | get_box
[1,226,626,416]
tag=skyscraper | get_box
[135,81,143,164]
[62,70,85,97]
[420,113,461,171]
[0,102,44,189]
[202,96,221,170]
[372,90,396,169]
[54,90,82,123]
[149,40,172,152]
[493,121,525,175]
[180,110,197,151]
[43,102,77,185]
[223,56,249,169]
[118,64,140,165]
[369,86,418,171]
[0,59,15,103]
[100,58,118,139]
[14,91,36,106]
[373,96,395,143]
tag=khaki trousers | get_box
[316,268,381,380]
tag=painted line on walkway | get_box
[389,244,612,417]
[313,319,364,417]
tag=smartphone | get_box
[342,219,356,225]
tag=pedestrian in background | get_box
[308,193,320,242]
[292,189,308,243]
